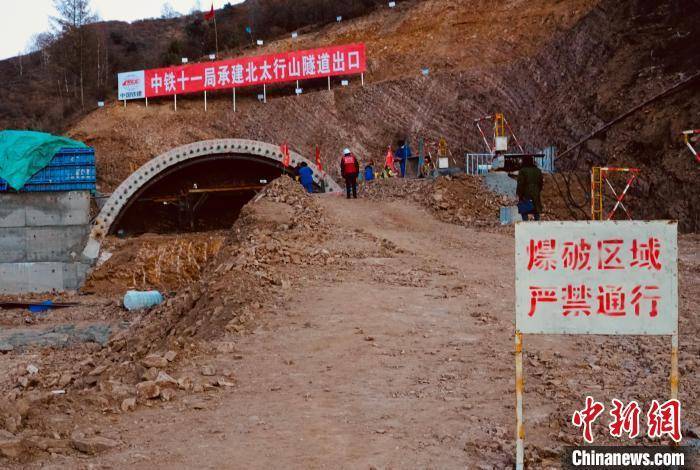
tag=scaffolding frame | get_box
[591,167,640,221]
[682,129,699,163]
[474,113,525,155]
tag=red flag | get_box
[315,145,323,172]
[204,3,215,21]
[281,143,290,167]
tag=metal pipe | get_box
[515,331,524,470]
[671,334,678,401]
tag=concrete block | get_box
[61,262,91,291]
[25,226,88,262]
[0,262,64,294]
[0,205,26,228]
[25,191,91,226]
[0,262,91,294]
[0,228,27,262]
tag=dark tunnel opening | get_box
[112,155,302,235]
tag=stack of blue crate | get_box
[4,147,96,192]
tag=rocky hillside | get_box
[66,0,699,229]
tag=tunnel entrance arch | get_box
[90,139,340,241]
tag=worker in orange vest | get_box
[340,148,360,199]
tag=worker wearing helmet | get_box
[340,148,360,199]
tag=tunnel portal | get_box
[89,139,341,240]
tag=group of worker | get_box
[295,142,414,199]
[294,145,544,220]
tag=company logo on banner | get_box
[117,70,145,101]
[117,43,366,101]
[515,221,678,335]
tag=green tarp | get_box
[0,130,88,190]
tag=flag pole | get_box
[214,10,219,57]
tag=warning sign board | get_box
[515,221,677,335]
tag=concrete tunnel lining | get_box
[83,139,341,260]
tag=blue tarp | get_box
[0,130,88,190]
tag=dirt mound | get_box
[84,232,226,295]
[0,175,333,463]
[363,175,514,226]
[105,176,330,356]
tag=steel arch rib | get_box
[88,139,340,243]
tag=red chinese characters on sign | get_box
[527,284,661,318]
[561,284,592,316]
[631,237,662,270]
[631,285,660,317]
[596,285,626,317]
[527,239,557,271]
[143,43,366,98]
[523,235,667,319]
[597,239,625,270]
[562,239,592,271]
[526,237,663,272]
[528,286,557,317]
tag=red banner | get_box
[141,43,366,98]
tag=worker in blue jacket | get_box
[298,162,314,193]
[396,140,412,177]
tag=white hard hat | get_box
[343,148,351,155]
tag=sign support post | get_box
[204,90,208,112]
[515,331,524,470]
[263,84,267,103]
[671,334,678,401]
[174,94,177,111]
[145,96,148,108]
[361,73,364,86]
[328,76,331,91]
[233,88,236,112]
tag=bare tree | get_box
[50,0,98,108]
[161,2,181,19]
[190,0,203,14]
[29,32,55,68]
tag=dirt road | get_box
[22,195,698,469]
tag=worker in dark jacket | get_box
[340,148,360,199]
[298,162,314,193]
[516,155,544,221]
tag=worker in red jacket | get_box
[340,148,360,199]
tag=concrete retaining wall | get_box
[0,191,91,294]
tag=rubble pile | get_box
[363,175,515,226]
[0,176,335,462]
[111,176,333,358]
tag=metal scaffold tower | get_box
[590,166,640,221]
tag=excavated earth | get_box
[0,176,698,468]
